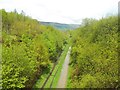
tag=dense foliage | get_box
[69,16,118,88]
[1,9,118,89]
[1,9,68,89]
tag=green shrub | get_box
[70,16,118,88]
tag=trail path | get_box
[57,46,71,88]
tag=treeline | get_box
[1,9,68,89]
[69,16,118,88]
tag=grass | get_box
[66,43,73,88]
[66,44,73,88]
[66,62,72,88]
[33,44,70,88]
[51,44,70,88]
[0,24,1,89]
[33,63,53,88]
[44,65,58,88]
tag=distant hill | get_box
[40,21,80,30]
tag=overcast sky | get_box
[0,0,119,24]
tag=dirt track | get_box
[57,47,71,88]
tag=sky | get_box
[0,0,119,24]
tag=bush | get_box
[70,16,118,88]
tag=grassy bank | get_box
[33,44,70,88]
[50,44,70,88]
[33,63,53,88]
[66,63,72,88]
